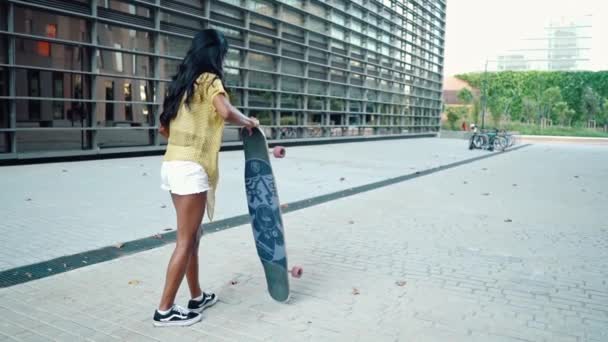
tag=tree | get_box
[539,87,563,123]
[580,86,601,125]
[522,97,537,123]
[457,88,474,105]
[445,106,467,130]
[471,97,481,126]
[598,98,608,130]
[553,101,574,126]
[488,96,512,127]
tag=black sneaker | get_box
[153,304,202,327]
[188,292,218,313]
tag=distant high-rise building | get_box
[493,15,591,72]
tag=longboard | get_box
[242,127,301,302]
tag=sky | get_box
[443,0,608,77]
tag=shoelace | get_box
[172,304,191,316]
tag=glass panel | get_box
[280,9,304,26]
[15,69,91,99]
[159,57,182,79]
[282,42,305,60]
[159,34,191,58]
[249,33,277,54]
[250,14,277,34]
[282,25,305,43]
[14,7,89,42]
[249,90,274,107]
[281,60,303,76]
[330,84,346,97]
[104,0,151,18]
[0,132,9,153]
[15,39,90,71]
[98,49,153,77]
[94,77,155,127]
[308,81,327,95]
[98,24,153,52]
[97,129,151,148]
[249,71,275,90]
[248,53,275,72]
[246,0,275,16]
[15,99,92,128]
[17,131,91,153]
[160,11,204,33]
[308,96,325,110]
[279,0,303,8]
[225,67,242,87]
[281,94,301,109]
[281,76,301,92]
[308,65,327,80]
[308,2,326,18]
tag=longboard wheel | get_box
[291,266,303,278]
[271,146,286,158]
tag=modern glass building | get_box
[0,0,446,161]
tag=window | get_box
[247,0,275,16]
[105,81,115,122]
[98,24,152,52]
[281,60,303,76]
[124,83,133,122]
[281,9,304,26]
[248,53,275,72]
[28,71,41,121]
[37,24,57,57]
[52,73,65,120]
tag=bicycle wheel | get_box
[494,136,507,152]
[472,134,486,149]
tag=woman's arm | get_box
[213,94,259,133]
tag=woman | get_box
[154,29,259,327]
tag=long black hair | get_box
[160,29,229,127]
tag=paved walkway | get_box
[0,138,472,270]
[1,141,607,341]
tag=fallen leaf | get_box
[463,181,468,184]
[482,193,490,196]
[348,220,355,224]
[25,272,32,278]
[82,260,88,264]
[128,280,141,286]
[163,228,173,232]
[62,169,68,173]
[512,184,518,187]
[352,288,360,295]
[396,281,407,287]
[340,177,346,181]
[160,204,167,208]
[504,219,513,223]
[153,234,162,239]
[142,172,148,176]
[482,168,488,171]
[26,198,32,202]
[114,243,124,249]
[230,280,238,285]
[574,175,579,178]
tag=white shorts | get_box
[160,161,210,195]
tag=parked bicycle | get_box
[469,128,510,152]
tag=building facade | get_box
[0,0,446,160]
